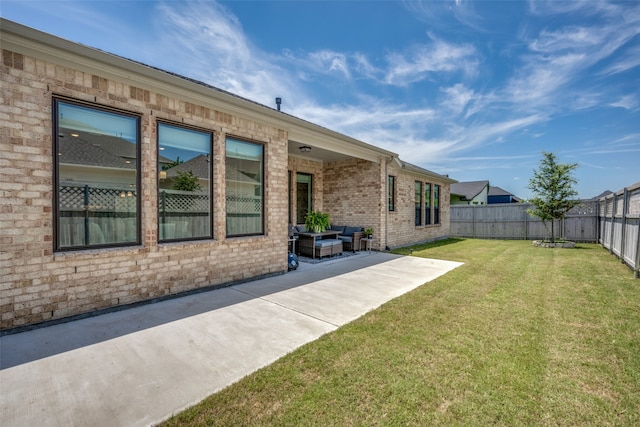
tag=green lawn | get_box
[162,239,640,426]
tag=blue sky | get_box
[3,0,639,199]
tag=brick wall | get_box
[386,164,451,249]
[323,158,382,247]
[1,49,289,330]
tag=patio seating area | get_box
[290,225,366,259]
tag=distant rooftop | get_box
[450,180,489,200]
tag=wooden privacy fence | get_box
[450,181,640,278]
[599,182,640,278]
[450,201,598,242]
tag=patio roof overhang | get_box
[287,124,396,164]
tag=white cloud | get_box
[599,46,640,75]
[155,1,299,105]
[530,27,604,52]
[440,84,475,115]
[609,94,639,110]
[384,37,479,85]
[506,4,640,112]
[608,133,640,146]
[306,50,351,78]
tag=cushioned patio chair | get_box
[333,225,365,252]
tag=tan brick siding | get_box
[386,164,451,248]
[323,158,383,248]
[1,49,288,330]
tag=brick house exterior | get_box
[1,20,455,331]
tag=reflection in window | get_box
[158,123,212,241]
[425,183,432,225]
[434,184,440,225]
[388,176,395,211]
[296,173,312,224]
[54,99,140,250]
[226,138,264,236]
[415,181,422,226]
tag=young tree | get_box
[172,170,202,192]
[527,151,579,243]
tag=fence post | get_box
[635,216,640,278]
[524,205,528,240]
[609,194,616,254]
[161,191,166,223]
[620,188,628,264]
[596,199,600,245]
[472,205,476,238]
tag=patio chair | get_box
[333,225,365,252]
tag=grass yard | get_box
[162,239,640,426]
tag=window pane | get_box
[415,181,422,226]
[296,173,312,224]
[226,138,263,236]
[425,183,431,225]
[158,123,212,241]
[388,176,395,211]
[434,184,440,224]
[56,101,139,249]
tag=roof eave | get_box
[2,18,398,164]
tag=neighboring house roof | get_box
[450,180,489,200]
[61,126,137,160]
[58,128,136,170]
[164,154,210,179]
[488,185,521,202]
[226,168,260,185]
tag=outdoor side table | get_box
[359,237,378,253]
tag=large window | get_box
[388,175,396,211]
[425,183,432,225]
[226,137,264,236]
[434,184,441,225]
[296,173,313,224]
[415,181,422,226]
[54,99,140,250]
[158,122,212,241]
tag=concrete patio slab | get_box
[0,252,462,427]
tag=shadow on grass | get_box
[392,237,466,255]
[571,244,602,250]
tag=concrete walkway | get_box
[0,252,462,427]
